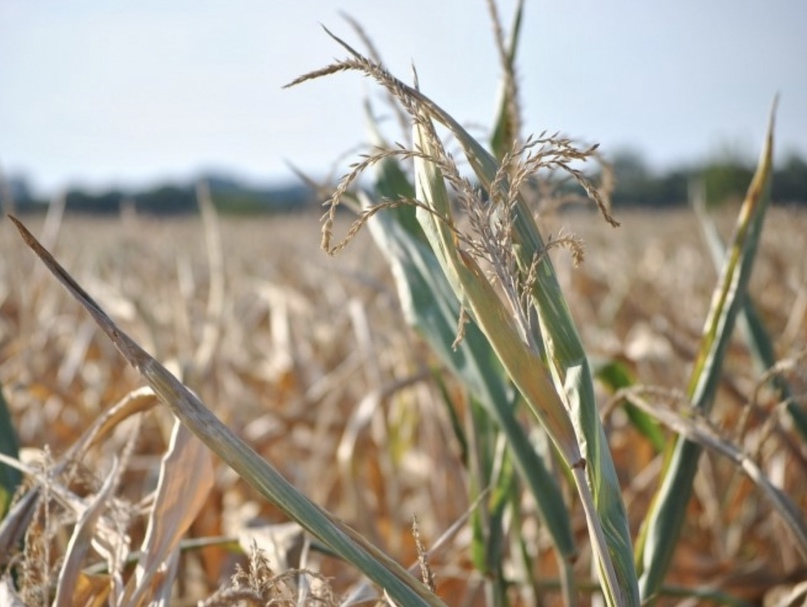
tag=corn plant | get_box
[286,16,640,607]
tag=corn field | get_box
[1,2,806,605]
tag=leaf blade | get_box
[637,100,778,597]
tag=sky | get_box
[1,0,806,196]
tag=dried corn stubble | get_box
[1,202,805,604]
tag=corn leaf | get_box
[490,0,525,160]
[637,101,778,598]
[467,399,509,606]
[595,360,665,453]
[693,189,807,442]
[0,385,22,520]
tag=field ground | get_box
[0,206,805,605]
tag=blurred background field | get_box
[1,205,804,604]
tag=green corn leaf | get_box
[489,447,518,572]
[482,428,517,607]
[490,0,525,160]
[595,359,665,452]
[430,370,470,466]
[468,400,493,574]
[0,385,22,519]
[693,188,807,442]
[637,100,778,598]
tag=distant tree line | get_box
[5,152,807,215]
[606,149,807,207]
[66,186,197,215]
[4,176,317,215]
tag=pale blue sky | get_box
[1,1,805,196]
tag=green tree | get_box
[701,157,754,206]
[772,152,807,203]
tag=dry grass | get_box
[0,206,805,604]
